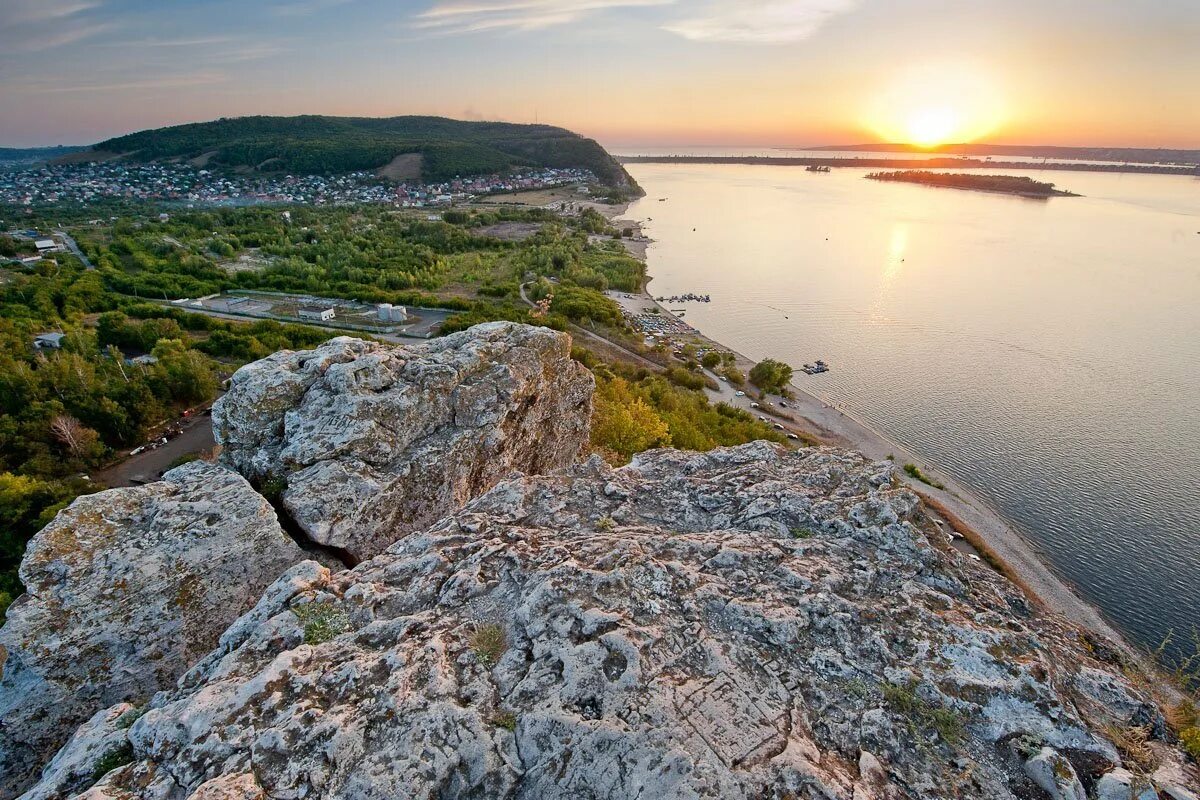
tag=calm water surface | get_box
[625,164,1200,658]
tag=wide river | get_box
[623,163,1200,660]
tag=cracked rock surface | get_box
[38,444,1196,800]
[0,462,305,799]
[212,322,594,562]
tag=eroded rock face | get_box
[212,322,594,562]
[46,444,1192,800]
[0,462,305,800]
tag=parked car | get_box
[735,391,746,397]
[750,402,760,408]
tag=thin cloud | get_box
[102,36,236,48]
[663,0,858,43]
[272,0,354,17]
[0,0,108,52]
[0,0,101,26]
[414,0,674,34]
[32,72,228,94]
[97,37,287,64]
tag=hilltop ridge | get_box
[71,115,639,191]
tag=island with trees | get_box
[864,170,1078,197]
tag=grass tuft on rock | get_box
[92,741,134,782]
[491,711,518,731]
[882,681,965,745]
[294,601,350,645]
[470,623,508,667]
[115,706,147,730]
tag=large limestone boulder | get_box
[212,322,594,563]
[0,462,305,800]
[50,443,1192,800]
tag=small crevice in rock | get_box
[263,488,358,570]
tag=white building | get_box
[299,306,336,322]
[377,303,407,323]
[34,239,57,252]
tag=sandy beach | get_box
[597,200,1138,652]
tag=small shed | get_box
[299,306,336,322]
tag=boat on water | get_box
[806,165,832,173]
[801,360,830,375]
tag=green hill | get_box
[85,115,638,190]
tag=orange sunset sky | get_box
[1,0,1197,149]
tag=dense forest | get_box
[88,116,638,188]
[864,171,1075,196]
[0,201,780,620]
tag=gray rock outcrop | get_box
[17,703,137,800]
[36,443,1193,800]
[1096,768,1159,800]
[0,462,305,799]
[212,322,594,562]
[1022,746,1087,800]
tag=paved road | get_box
[94,414,216,487]
[54,230,94,270]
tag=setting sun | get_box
[905,107,963,148]
[863,63,1006,147]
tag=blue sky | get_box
[1,0,1197,148]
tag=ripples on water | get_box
[626,164,1200,662]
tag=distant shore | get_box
[618,154,1199,177]
[596,196,1139,654]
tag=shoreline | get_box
[598,198,1139,653]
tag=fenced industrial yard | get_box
[182,290,453,338]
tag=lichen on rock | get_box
[212,322,594,562]
[5,322,1198,800]
[0,461,305,799]
[26,442,1193,799]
